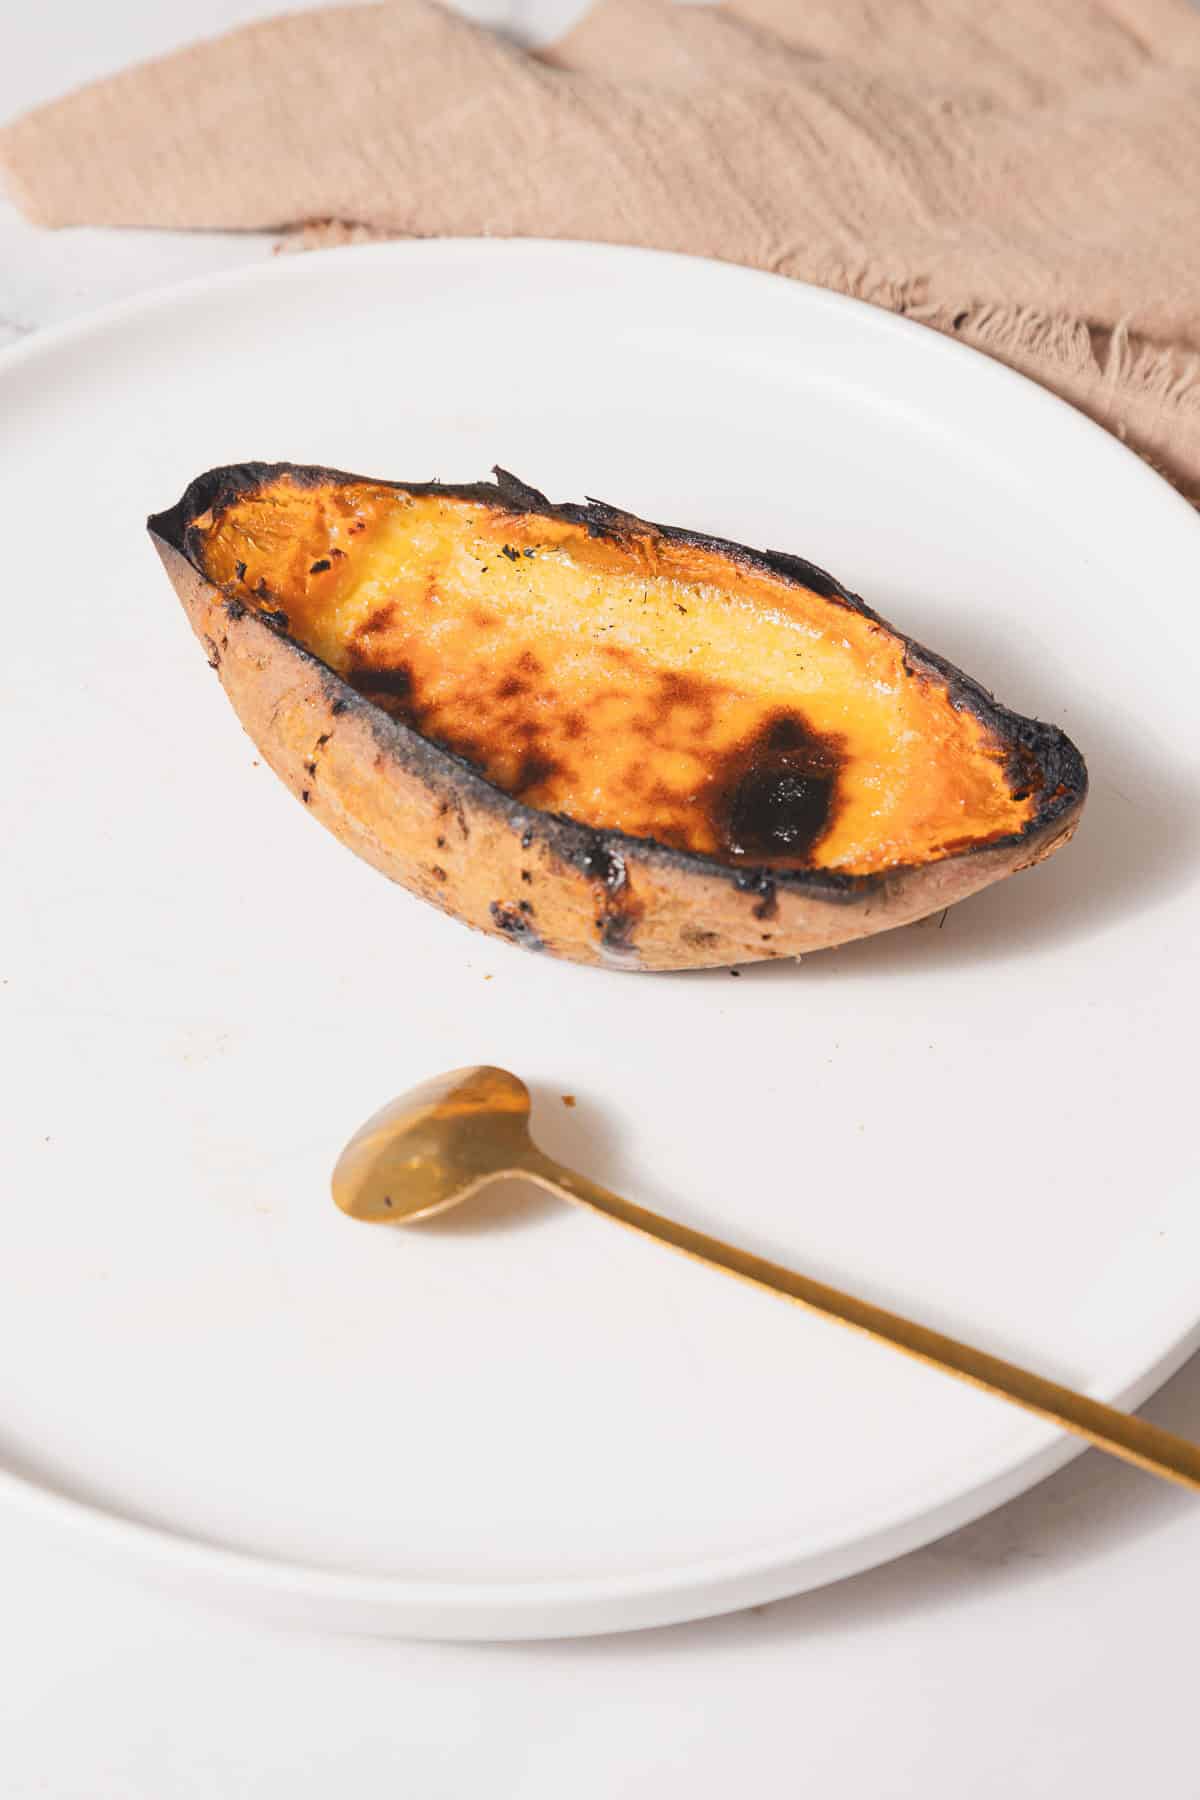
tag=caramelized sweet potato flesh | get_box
[198,477,1038,876]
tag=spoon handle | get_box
[522,1152,1200,1493]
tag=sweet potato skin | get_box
[149,466,1086,971]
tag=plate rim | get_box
[4,235,1198,1638]
[3,1327,1197,1638]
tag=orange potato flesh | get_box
[199,477,1036,876]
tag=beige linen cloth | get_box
[3,0,1200,501]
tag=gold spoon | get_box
[333,1066,1200,1492]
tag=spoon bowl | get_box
[332,1065,536,1222]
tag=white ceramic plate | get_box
[2,241,1198,1639]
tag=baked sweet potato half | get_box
[148,463,1086,971]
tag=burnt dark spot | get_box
[716,712,843,866]
[330,696,349,716]
[514,752,559,793]
[436,835,447,849]
[225,597,248,623]
[234,560,247,582]
[330,547,347,560]
[518,899,535,915]
[203,636,221,670]
[355,603,397,641]
[501,544,521,562]
[309,558,332,574]
[489,902,544,950]
[352,665,412,700]
[577,837,627,892]
[523,548,535,558]
[953,311,969,330]
[520,869,533,884]
[497,676,527,700]
[562,712,586,741]
[431,865,447,882]
[300,789,312,805]
[731,767,833,860]
[733,867,779,920]
[729,968,741,977]
[258,606,290,631]
[681,926,720,950]
[557,832,642,957]
[303,758,317,776]
[763,717,807,752]
[521,826,535,850]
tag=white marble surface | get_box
[3,5,1200,1795]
